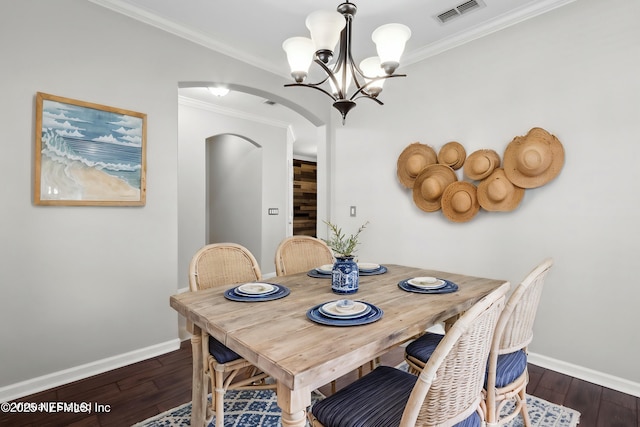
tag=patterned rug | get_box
[133,388,579,427]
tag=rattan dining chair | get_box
[482,258,554,426]
[189,243,276,427]
[307,282,509,427]
[274,235,344,391]
[405,258,554,427]
[274,235,335,276]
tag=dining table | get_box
[169,263,509,427]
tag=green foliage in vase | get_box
[323,220,369,257]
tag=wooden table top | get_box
[170,264,508,391]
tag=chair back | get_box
[496,258,554,354]
[274,235,334,276]
[189,243,262,291]
[400,282,510,427]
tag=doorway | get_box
[206,134,262,259]
[293,159,318,236]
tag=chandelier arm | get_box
[336,10,354,100]
[352,94,384,105]
[284,82,338,102]
[348,74,406,101]
[314,58,347,101]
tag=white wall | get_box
[0,0,328,400]
[329,0,640,388]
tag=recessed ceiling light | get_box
[208,86,230,97]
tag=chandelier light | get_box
[282,1,411,123]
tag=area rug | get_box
[133,388,579,427]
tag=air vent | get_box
[436,0,485,24]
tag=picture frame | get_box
[34,92,147,206]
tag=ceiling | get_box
[90,0,574,158]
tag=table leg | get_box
[277,381,311,427]
[190,325,207,427]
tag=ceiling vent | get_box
[435,0,485,24]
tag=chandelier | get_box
[282,1,411,123]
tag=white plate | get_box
[358,262,380,271]
[407,277,446,290]
[316,264,334,273]
[320,301,369,318]
[236,282,276,295]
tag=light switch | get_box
[350,206,356,217]
[268,208,279,215]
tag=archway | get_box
[206,133,262,261]
[177,82,330,280]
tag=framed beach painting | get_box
[34,92,147,206]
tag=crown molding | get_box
[88,0,283,76]
[178,96,291,129]
[90,0,576,77]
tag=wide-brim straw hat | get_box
[397,143,438,188]
[477,168,525,212]
[412,164,458,212]
[464,149,501,181]
[438,141,466,170]
[503,128,565,188]
[441,181,480,223]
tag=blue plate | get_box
[308,265,388,278]
[307,269,332,279]
[359,265,388,276]
[224,284,290,302]
[398,279,458,294]
[307,301,383,326]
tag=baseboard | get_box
[528,351,640,398]
[0,339,181,403]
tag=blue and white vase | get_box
[331,256,359,294]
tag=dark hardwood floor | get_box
[2,340,638,426]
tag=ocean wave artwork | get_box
[35,93,146,205]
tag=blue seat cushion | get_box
[208,336,241,364]
[490,349,528,388]
[405,333,528,389]
[310,366,480,427]
[405,332,444,362]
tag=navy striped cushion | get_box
[490,349,527,388]
[208,337,241,363]
[311,366,480,427]
[404,333,444,362]
[405,333,528,389]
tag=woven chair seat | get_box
[310,366,480,427]
[406,334,528,388]
[208,337,241,364]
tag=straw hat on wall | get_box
[412,164,457,212]
[477,168,525,212]
[397,143,438,188]
[441,181,480,222]
[437,141,466,170]
[464,149,501,181]
[503,127,564,188]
